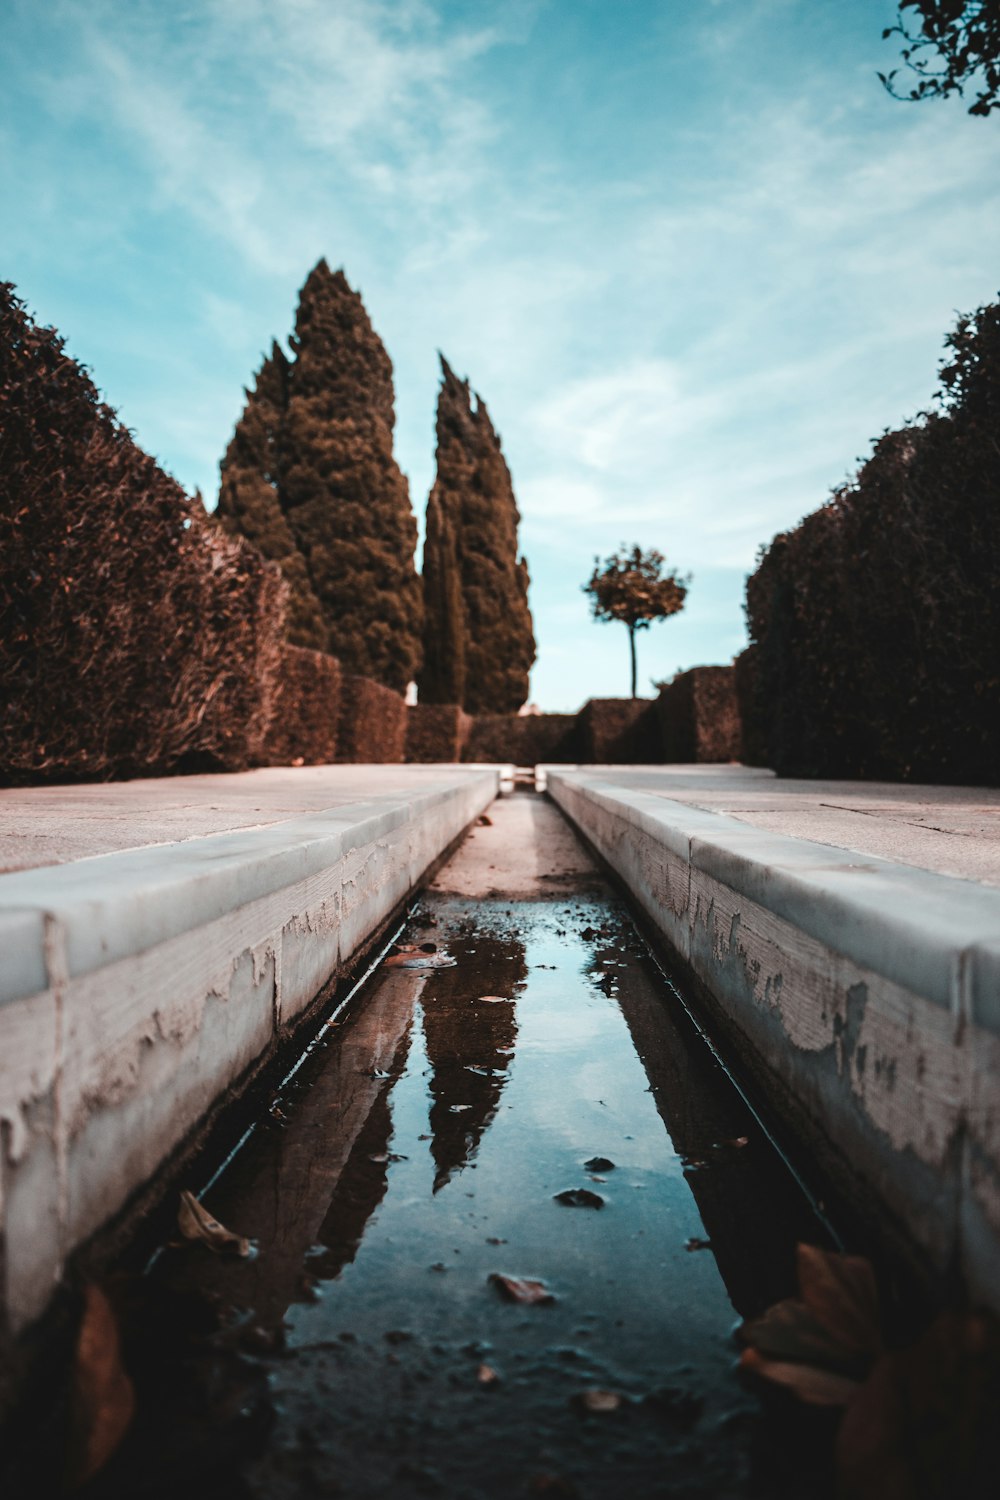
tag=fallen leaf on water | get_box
[574,1388,625,1413]
[477,1363,501,1387]
[739,1346,862,1407]
[66,1285,135,1488]
[478,995,510,1004]
[384,952,456,969]
[583,1156,615,1172]
[177,1189,250,1256]
[489,1273,555,1304]
[554,1188,605,1210]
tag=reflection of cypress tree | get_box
[215,343,328,651]
[421,933,525,1192]
[216,261,423,692]
[419,357,535,712]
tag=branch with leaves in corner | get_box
[880,1,1000,116]
[583,544,690,699]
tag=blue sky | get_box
[3,0,999,709]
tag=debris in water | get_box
[385,951,456,969]
[583,1156,615,1172]
[529,1474,578,1497]
[477,1363,501,1387]
[685,1237,712,1252]
[573,1388,625,1414]
[554,1188,605,1210]
[66,1285,136,1488]
[177,1189,250,1256]
[478,995,509,1004]
[419,941,438,952]
[489,1274,555,1305]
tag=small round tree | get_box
[583,544,690,698]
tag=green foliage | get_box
[881,1,1000,115]
[218,261,423,694]
[744,297,1000,782]
[419,357,535,714]
[583,544,689,697]
[0,284,286,782]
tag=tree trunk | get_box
[628,624,637,699]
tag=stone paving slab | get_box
[0,764,500,873]
[555,764,1000,887]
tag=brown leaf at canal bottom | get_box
[384,951,457,969]
[489,1273,555,1304]
[177,1189,251,1257]
[65,1284,136,1489]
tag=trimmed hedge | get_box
[576,697,657,763]
[463,713,579,765]
[0,285,287,783]
[656,667,740,763]
[337,674,407,763]
[733,647,768,766]
[261,645,342,766]
[406,703,471,763]
[744,299,1000,783]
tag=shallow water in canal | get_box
[64,819,846,1500]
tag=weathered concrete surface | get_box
[0,766,498,1336]
[546,766,1000,1309]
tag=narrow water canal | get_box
[58,795,844,1498]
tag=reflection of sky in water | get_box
[282,901,748,1383]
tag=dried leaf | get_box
[477,1363,501,1387]
[554,1188,604,1209]
[478,995,510,1004]
[177,1189,250,1256]
[66,1285,136,1488]
[490,1273,555,1304]
[583,1156,615,1172]
[477,813,493,826]
[796,1243,882,1360]
[740,1296,867,1374]
[837,1311,1000,1500]
[574,1388,625,1413]
[740,1346,861,1406]
[384,951,456,969]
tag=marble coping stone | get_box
[0,769,498,1338]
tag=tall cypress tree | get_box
[216,262,422,692]
[419,357,535,713]
[215,343,328,651]
[282,262,422,693]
